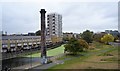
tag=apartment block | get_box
[47,13,62,37]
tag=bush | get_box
[78,39,89,51]
[64,38,88,54]
[81,30,93,43]
[101,34,114,44]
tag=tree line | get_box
[64,30,119,55]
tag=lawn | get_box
[46,42,119,70]
[24,45,65,57]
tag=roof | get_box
[2,36,50,40]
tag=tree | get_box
[81,30,93,43]
[93,33,106,42]
[51,35,62,43]
[35,30,41,36]
[78,39,89,51]
[64,38,88,54]
[63,37,69,41]
[101,34,114,44]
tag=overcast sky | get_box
[0,0,119,34]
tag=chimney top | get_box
[40,9,46,13]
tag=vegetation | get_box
[93,33,105,42]
[78,39,89,50]
[47,42,118,70]
[25,45,64,57]
[101,34,114,44]
[81,30,93,43]
[51,35,62,43]
[62,37,69,42]
[35,30,41,36]
[64,38,88,54]
[114,35,119,42]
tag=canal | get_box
[2,43,63,70]
[2,57,41,69]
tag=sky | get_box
[0,0,119,34]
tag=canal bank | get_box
[2,45,65,70]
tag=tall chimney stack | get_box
[40,9,47,64]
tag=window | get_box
[53,15,55,17]
[47,27,49,29]
[2,44,7,48]
[52,25,55,27]
[53,19,55,21]
[53,32,55,34]
[52,22,55,24]
[52,28,55,30]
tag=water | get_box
[2,57,41,69]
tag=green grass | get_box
[47,42,117,69]
[97,45,118,56]
[101,57,118,62]
[24,45,65,57]
[47,45,64,56]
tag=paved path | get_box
[31,55,80,70]
[109,42,120,46]
[12,62,41,69]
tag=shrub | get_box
[64,38,88,54]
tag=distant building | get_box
[46,13,62,43]
[73,33,80,39]
[28,33,35,36]
[105,30,119,37]
[2,31,7,36]
[63,32,74,39]
[2,35,51,52]
[93,32,107,42]
[46,13,62,37]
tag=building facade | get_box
[47,13,62,37]
[46,13,62,43]
[105,30,119,37]
[63,32,74,40]
[2,35,51,52]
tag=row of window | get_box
[47,15,55,17]
[3,39,40,42]
[47,20,55,23]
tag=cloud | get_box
[1,2,118,34]
[0,0,119,2]
[62,2,118,33]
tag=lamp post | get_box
[40,9,47,64]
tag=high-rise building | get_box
[46,13,62,38]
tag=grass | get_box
[24,45,65,57]
[101,57,118,62]
[47,45,64,56]
[46,42,118,70]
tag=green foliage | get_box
[81,30,93,43]
[64,38,88,54]
[101,34,114,44]
[35,30,41,36]
[78,39,89,50]
[63,37,69,41]
[114,35,119,41]
[93,33,105,42]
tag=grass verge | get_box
[24,45,65,57]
